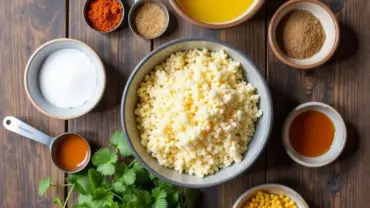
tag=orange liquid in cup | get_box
[289,110,335,157]
[53,134,89,171]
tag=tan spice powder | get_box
[278,10,326,59]
[134,3,166,38]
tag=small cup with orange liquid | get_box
[3,116,91,173]
[282,102,347,167]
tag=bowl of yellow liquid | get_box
[170,0,264,29]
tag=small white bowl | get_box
[268,0,340,69]
[24,38,106,120]
[233,184,309,208]
[282,102,347,167]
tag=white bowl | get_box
[282,102,347,167]
[268,0,340,69]
[233,184,309,208]
[24,38,106,120]
[121,37,273,188]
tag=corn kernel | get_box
[244,191,297,208]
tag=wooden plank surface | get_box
[266,0,370,208]
[0,0,66,207]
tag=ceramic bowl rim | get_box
[268,0,340,70]
[169,0,265,29]
[128,0,170,40]
[83,0,125,33]
[121,37,273,188]
[232,184,309,208]
[24,38,106,120]
[282,101,347,167]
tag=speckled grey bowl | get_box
[25,38,106,120]
[121,38,273,188]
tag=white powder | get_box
[39,49,98,108]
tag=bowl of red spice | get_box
[268,0,340,69]
[84,0,124,33]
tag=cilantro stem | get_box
[128,160,136,168]
[111,191,124,203]
[62,184,75,208]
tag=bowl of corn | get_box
[233,184,309,208]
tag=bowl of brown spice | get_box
[128,0,169,40]
[268,0,340,69]
[83,0,124,33]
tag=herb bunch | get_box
[38,130,199,208]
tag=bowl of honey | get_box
[282,102,347,167]
[170,0,264,29]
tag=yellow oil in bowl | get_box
[176,0,254,24]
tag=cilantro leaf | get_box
[136,190,152,205]
[66,174,90,194]
[38,177,51,196]
[88,169,103,191]
[111,178,125,193]
[92,148,118,176]
[149,173,156,180]
[92,188,114,208]
[78,194,93,204]
[123,169,136,185]
[111,130,133,156]
[53,196,63,206]
[152,188,167,199]
[153,198,167,208]
[73,203,91,208]
[167,192,179,206]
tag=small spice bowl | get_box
[268,0,340,69]
[128,0,170,40]
[282,102,347,167]
[233,184,309,208]
[83,0,125,33]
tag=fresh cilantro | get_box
[92,148,118,176]
[66,174,90,194]
[36,129,200,208]
[53,196,63,206]
[110,130,133,156]
[123,169,136,185]
[88,169,103,191]
[38,177,51,196]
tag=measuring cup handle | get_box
[3,116,53,147]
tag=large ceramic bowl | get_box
[121,38,273,188]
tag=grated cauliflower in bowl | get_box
[134,49,262,177]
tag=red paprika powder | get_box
[87,0,123,32]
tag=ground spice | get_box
[278,10,326,59]
[87,0,123,32]
[134,3,166,38]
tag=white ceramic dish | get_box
[268,0,340,69]
[233,184,309,208]
[121,37,273,188]
[282,102,347,167]
[24,38,106,120]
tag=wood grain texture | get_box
[154,1,267,208]
[266,0,370,208]
[67,0,151,206]
[0,0,66,207]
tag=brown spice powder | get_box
[278,10,326,59]
[134,3,166,38]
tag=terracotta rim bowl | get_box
[169,0,265,29]
[268,0,340,69]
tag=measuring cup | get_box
[3,116,91,173]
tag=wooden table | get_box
[0,0,367,207]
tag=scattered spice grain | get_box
[134,3,166,38]
[278,10,326,59]
[87,0,123,32]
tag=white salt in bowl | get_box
[268,0,340,69]
[25,38,106,120]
